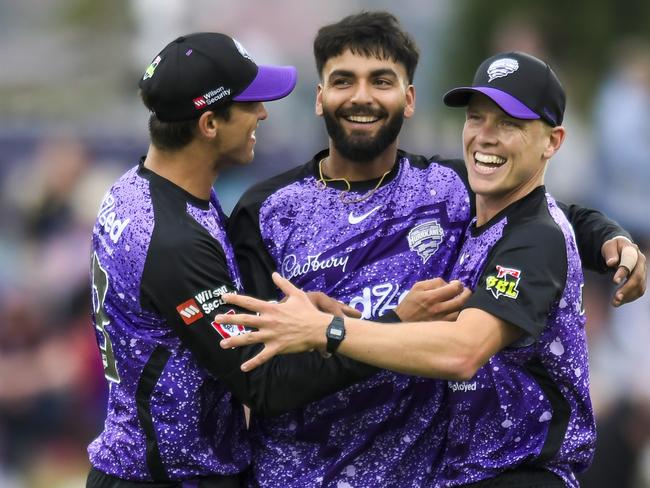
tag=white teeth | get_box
[346,115,379,123]
[474,152,506,165]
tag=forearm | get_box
[336,318,474,379]
[222,343,378,416]
[242,350,378,416]
[560,202,631,273]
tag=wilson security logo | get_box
[193,86,231,110]
[485,265,521,300]
[407,220,444,264]
[176,298,204,325]
[194,285,230,314]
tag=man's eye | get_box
[331,78,351,87]
[501,119,520,128]
[374,79,392,86]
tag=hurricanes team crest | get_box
[487,58,519,82]
[486,265,521,299]
[233,38,253,61]
[407,220,444,264]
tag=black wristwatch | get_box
[325,316,346,354]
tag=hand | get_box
[306,291,362,318]
[602,236,647,306]
[216,273,331,371]
[395,278,472,322]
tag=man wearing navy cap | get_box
[86,32,379,488]
[215,51,616,486]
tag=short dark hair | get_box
[140,89,233,151]
[314,11,420,84]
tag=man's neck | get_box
[322,141,399,181]
[475,180,544,227]
[143,144,217,200]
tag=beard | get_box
[323,105,404,162]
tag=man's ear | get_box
[197,111,219,139]
[543,125,566,160]
[404,84,416,119]
[315,84,324,117]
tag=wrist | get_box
[310,312,331,350]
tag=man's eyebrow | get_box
[327,68,399,79]
[328,69,355,79]
[369,68,398,78]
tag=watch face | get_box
[328,325,344,338]
[326,317,345,353]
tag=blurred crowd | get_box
[0,1,649,486]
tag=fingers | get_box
[424,280,464,303]
[616,245,638,279]
[612,249,647,307]
[431,287,472,316]
[220,330,264,349]
[272,272,300,296]
[223,293,270,313]
[240,345,278,372]
[602,238,622,268]
[341,304,362,318]
[214,312,262,328]
[411,277,447,291]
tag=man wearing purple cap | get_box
[214,51,637,486]
[86,32,380,488]
[223,11,645,488]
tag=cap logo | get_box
[233,38,253,62]
[193,86,232,110]
[487,58,519,82]
[142,55,162,81]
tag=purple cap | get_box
[443,52,566,126]
[234,65,297,102]
[139,33,298,122]
[444,86,539,120]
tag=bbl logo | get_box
[142,55,162,81]
[486,265,521,299]
[407,220,444,264]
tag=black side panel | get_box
[136,346,172,482]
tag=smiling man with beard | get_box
[227,11,645,488]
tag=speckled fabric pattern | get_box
[441,191,595,488]
[187,190,243,292]
[88,165,249,481]
[252,156,472,487]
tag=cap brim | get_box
[233,65,297,102]
[443,86,539,120]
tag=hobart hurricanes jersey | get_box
[229,149,621,488]
[229,150,471,487]
[89,162,377,483]
[442,187,595,488]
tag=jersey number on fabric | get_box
[91,252,121,383]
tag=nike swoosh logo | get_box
[348,205,382,224]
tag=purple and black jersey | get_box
[230,151,471,487]
[229,149,622,487]
[89,162,377,484]
[442,187,595,487]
